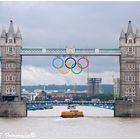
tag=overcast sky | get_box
[0,1,140,85]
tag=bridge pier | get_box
[0,102,27,117]
[114,101,140,117]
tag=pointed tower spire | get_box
[8,20,15,37]
[135,29,140,38]
[1,28,6,38]
[16,27,22,38]
[127,20,133,36]
[120,29,125,39]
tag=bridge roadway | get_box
[27,100,114,105]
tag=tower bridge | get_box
[0,20,140,117]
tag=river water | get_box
[0,106,140,139]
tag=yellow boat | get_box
[61,110,84,118]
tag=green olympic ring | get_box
[71,62,83,74]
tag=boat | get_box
[44,105,53,109]
[27,104,53,110]
[27,105,36,111]
[61,110,84,118]
[67,104,76,109]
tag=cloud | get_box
[22,65,119,85]
[0,1,139,85]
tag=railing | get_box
[27,100,114,104]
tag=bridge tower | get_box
[0,20,22,101]
[115,21,140,117]
[119,20,140,101]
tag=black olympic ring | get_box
[65,57,76,69]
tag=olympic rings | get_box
[77,57,89,69]
[71,62,82,74]
[52,57,64,69]
[52,56,89,74]
[65,57,76,69]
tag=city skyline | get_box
[0,1,140,85]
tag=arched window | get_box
[125,73,135,82]
[126,86,129,93]
[9,87,12,93]
[9,76,12,81]
[9,38,13,43]
[6,75,9,81]
[9,47,12,53]
[129,39,133,44]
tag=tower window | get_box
[6,63,16,68]
[7,47,15,55]
[128,47,132,52]
[125,73,135,82]
[127,63,135,69]
[126,86,129,93]
[6,74,16,81]
[9,39,13,43]
[125,86,136,96]
[127,47,135,54]
[129,39,133,44]
[9,47,12,53]
[9,76,12,81]
[6,75,9,81]
[6,86,16,95]
[132,86,135,93]
[9,87,12,93]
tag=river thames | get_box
[0,106,140,139]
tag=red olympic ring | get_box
[77,57,89,69]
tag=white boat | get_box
[67,105,76,110]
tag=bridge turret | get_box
[119,29,125,46]
[15,27,22,45]
[135,29,140,45]
[126,20,135,44]
[0,28,6,45]
[127,20,134,36]
[7,20,15,44]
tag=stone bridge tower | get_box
[114,21,140,117]
[119,21,140,101]
[0,20,22,101]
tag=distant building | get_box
[87,78,102,96]
[113,78,120,98]
[91,98,100,102]
[21,92,37,101]
[65,91,86,98]
[33,89,86,101]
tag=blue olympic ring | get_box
[52,57,64,69]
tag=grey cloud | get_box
[0,1,140,75]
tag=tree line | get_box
[72,93,114,101]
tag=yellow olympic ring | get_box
[58,65,70,74]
